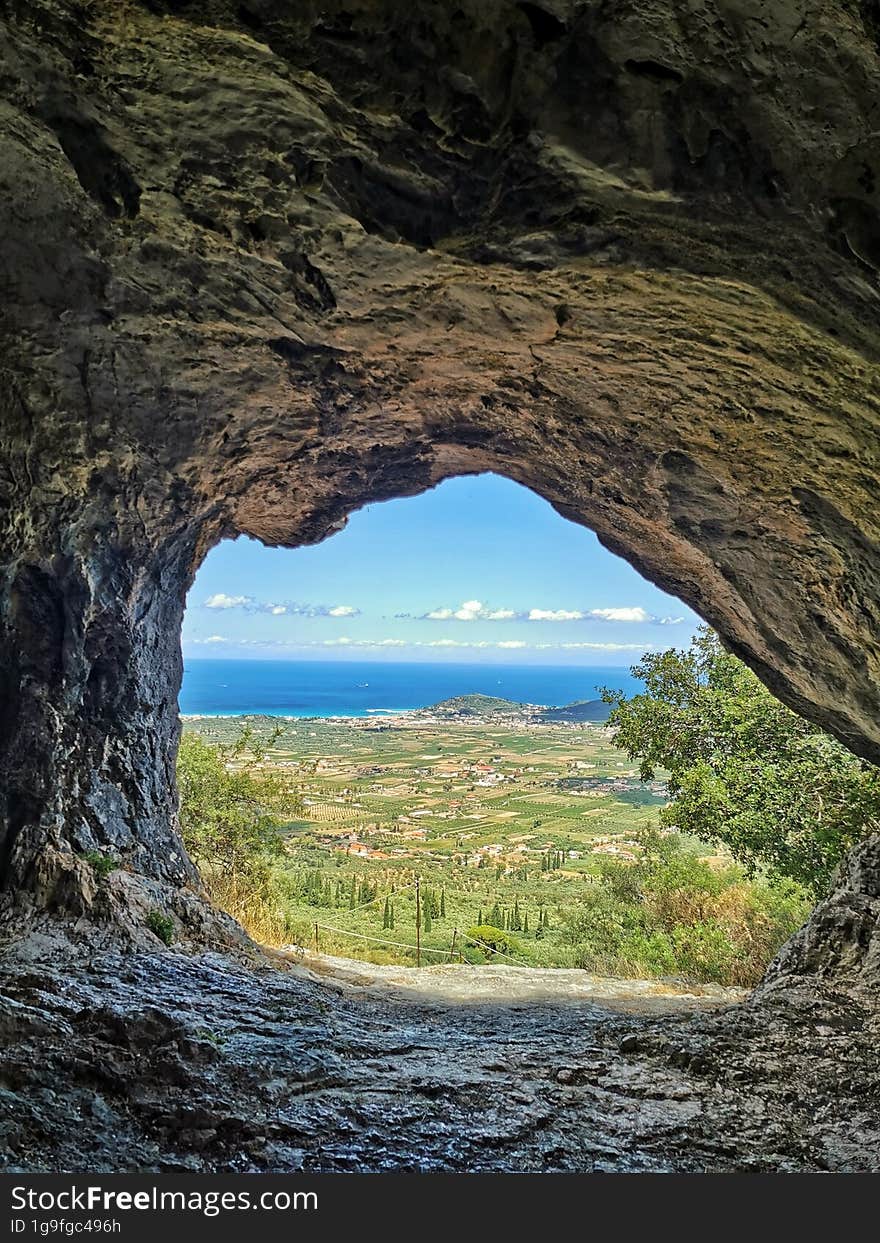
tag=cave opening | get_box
[170,473,836,991]
[2,0,880,1175]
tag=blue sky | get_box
[183,474,700,664]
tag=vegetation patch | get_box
[145,910,175,946]
[177,633,880,986]
[81,850,117,880]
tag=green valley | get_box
[181,698,809,986]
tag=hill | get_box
[419,693,531,718]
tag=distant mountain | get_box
[537,699,612,723]
[419,693,612,723]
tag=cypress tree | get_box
[383,897,391,929]
[523,912,529,934]
[423,902,432,934]
[389,902,395,930]
[478,908,484,926]
[440,888,446,918]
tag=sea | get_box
[179,659,643,718]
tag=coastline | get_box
[178,658,639,720]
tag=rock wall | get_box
[1,1,879,961]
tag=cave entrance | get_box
[174,474,822,990]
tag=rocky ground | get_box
[2,930,879,1173]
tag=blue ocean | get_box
[179,659,643,717]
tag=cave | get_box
[1,0,880,1172]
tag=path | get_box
[2,932,878,1172]
[282,948,745,1013]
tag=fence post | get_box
[448,928,458,962]
[415,876,421,968]
[314,921,319,952]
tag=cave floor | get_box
[2,934,879,1173]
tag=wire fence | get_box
[308,921,455,959]
[293,872,535,969]
[299,918,534,969]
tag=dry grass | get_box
[203,872,291,947]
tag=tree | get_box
[177,733,295,879]
[603,627,880,893]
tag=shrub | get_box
[559,829,811,987]
[177,730,301,945]
[82,850,117,880]
[466,925,517,956]
[146,910,174,945]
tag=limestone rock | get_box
[0,2,879,987]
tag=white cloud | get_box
[423,601,522,622]
[589,607,652,623]
[560,641,654,651]
[528,608,585,622]
[659,615,685,625]
[203,594,361,618]
[184,632,666,657]
[204,593,252,610]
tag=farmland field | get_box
[182,711,692,967]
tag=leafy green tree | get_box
[603,628,880,893]
[177,733,294,879]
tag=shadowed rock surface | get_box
[2,0,880,1171]
[1,0,880,925]
[1,931,878,1173]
